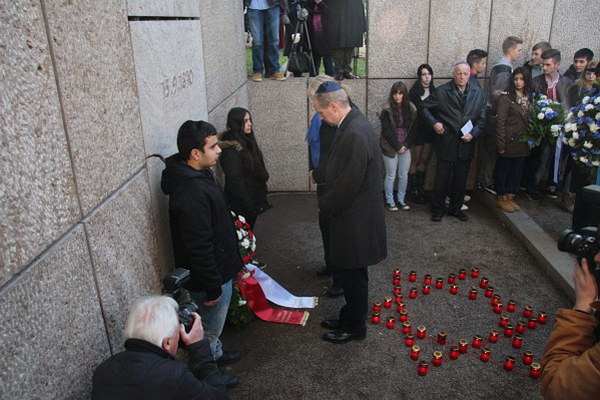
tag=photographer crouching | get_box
[91,296,228,399]
[542,186,600,400]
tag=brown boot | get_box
[508,194,520,211]
[497,195,515,212]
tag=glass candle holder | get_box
[435,278,444,289]
[393,277,401,286]
[530,363,541,379]
[417,325,427,339]
[491,294,501,306]
[498,315,509,328]
[512,335,523,349]
[523,305,533,318]
[484,286,494,298]
[402,321,412,334]
[410,345,421,361]
[394,294,404,305]
[480,348,491,362]
[449,346,460,360]
[449,284,458,295]
[469,287,478,300]
[448,273,456,284]
[504,324,514,338]
[537,311,548,325]
[417,361,429,376]
[371,312,381,324]
[522,350,534,365]
[409,288,418,299]
[393,286,402,296]
[527,317,537,330]
[507,300,517,313]
[516,320,526,335]
[393,268,401,278]
[422,284,431,295]
[423,274,432,285]
[396,302,406,312]
[383,296,393,308]
[479,277,489,289]
[437,331,447,345]
[472,335,483,349]
[373,302,382,312]
[471,267,480,278]
[493,302,503,314]
[458,268,467,280]
[459,339,468,354]
[432,351,443,367]
[405,333,415,347]
[488,329,499,343]
[398,310,408,322]
[503,356,516,371]
[386,317,395,330]
[409,270,417,283]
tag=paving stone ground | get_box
[517,194,573,242]
[221,193,571,400]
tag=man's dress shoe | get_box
[322,330,366,344]
[320,319,340,329]
[216,350,241,367]
[221,372,240,389]
[326,286,344,297]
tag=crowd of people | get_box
[88,25,600,399]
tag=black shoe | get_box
[216,351,241,367]
[322,330,366,344]
[525,192,539,201]
[316,266,332,277]
[326,286,344,297]
[546,188,558,199]
[431,213,443,222]
[320,319,340,329]
[335,72,345,81]
[448,210,469,221]
[221,372,240,389]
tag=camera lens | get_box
[558,229,583,255]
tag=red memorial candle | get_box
[386,317,395,330]
[469,287,478,300]
[516,320,526,335]
[422,284,431,295]
[396,302,406,312]
[409,288,418,299]
[504,356,516,371]
[395,294,404,304]
[373,302,382,312]
[432,351,443,367]
[485,286,494,298]
[393,268,401,278]
[448,273,456,284]
[409,271,417,283]
[393,277,401,286]
[471,267,480,278]
[493,302,503,314]
[512,335,523,349]
[437,331,447,345]
[458,268,467,280]
[480,277,489,289]
[416,325,427,339]
[491,294,501,306]
[537,311,548,325]
[371,312,381,324]
[499,315,510,328]
[398,310,408,322]
[405,333,415,347]
[383,296,393,308]
[435,278,444,289]
[530,363,541,379]
[528,317,537,330]
[423,274,432,285]
[402,321,412,334]
[449,284,459,295]
[418,361,429,376]
[459,339,469,354]
[522,350,534,365]
[504,324,514,338]
[507,300,517,313]
[480,348,491,362]
[393,286,402,296]
[472,335,483,349]
[410,345,421,361]
[488,329,499,343]
[449,346,460,360]
[523,305,533,318]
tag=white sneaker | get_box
[386,203,399,211]
[398,202,410,210]
[464,195,471,202]
[461,203,469,211]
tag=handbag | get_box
[288,48,311,73]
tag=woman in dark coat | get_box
[408,64,436,204]
[494,67,532,213]
[219,107,270,229]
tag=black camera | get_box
[558,185,600,276]
[163,268,199,333]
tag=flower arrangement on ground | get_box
[562,86,600,170]
[522,93,564,148]
[233,212,256,265]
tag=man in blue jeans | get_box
[161,120,244,388]
[246,0,286,82]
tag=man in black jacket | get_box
[161,121,244,387]
[312,81,387,343]
[422,62,487,222]
[92,296,228,399]
[563,48,594,82]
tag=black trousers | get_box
[494,156,525,195]
[432,158,472,215]
[332,47,354,74]
[318,214,343,288]
[338,267,369,333]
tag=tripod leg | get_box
[301,20,317,76]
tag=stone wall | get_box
[0,0,247,398]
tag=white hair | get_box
[123,296,179,347]
[453,61,470,72]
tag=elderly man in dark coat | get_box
[311,81,387,344]
[317,0,366,80]
[421,62,487,222]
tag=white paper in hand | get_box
[461,120,473,136]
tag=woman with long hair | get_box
[567,60,599,107]
[219,107,270,229]
[380,81,417,211]
[494,67,533,212]
[408,64,436,203]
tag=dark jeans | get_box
[494,156,525,195]
[318,214,342,288]
[432,158,472,215]
[332,47,354,74]
[338,267,369,333]
[522,142,552,194]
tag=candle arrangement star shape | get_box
[371,268,548,378]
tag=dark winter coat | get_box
[317,107,387,268]
[379,103,417,158]
[421,81,487,161]
[219,131,270,221]
[532,74,572,105]
[320,0,366,49]
[161,154,243,301]
[409,83,437,142]
[495,94,531,158]
[92,339,227,400]
[563,64,582,82]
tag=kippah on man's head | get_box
[316,81,342,94]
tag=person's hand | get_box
[433,122,444,135]
[204,295,222,307]
[462,133,473,142]
[573,258,598,314]
[180,312,204,346]
[397,146,407,154]
[309,170,315,184]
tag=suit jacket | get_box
[318,107,387,268]
[495,94,531,158]
[421,81,487,161]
